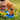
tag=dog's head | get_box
[7,3,13,9]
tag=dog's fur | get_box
[6,1,15,14]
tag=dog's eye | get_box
[11,8,13,11]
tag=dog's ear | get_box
[7,3,10,9]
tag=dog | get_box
[6,0,15,16]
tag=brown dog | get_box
[6,1,15,15]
